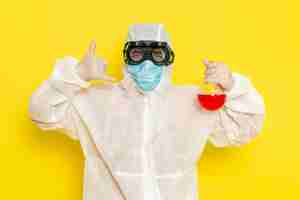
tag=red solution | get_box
[197,94,226,111]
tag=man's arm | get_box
[209,72,265,147]
[202,60,265,147]
[29,56,90,140]
[29,41,113,140]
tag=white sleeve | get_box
[29,56,90,140]
[209,72,266,147]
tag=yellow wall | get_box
[1,0,299,199]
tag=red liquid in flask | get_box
[197,84,226,111]
[197,94,226,111]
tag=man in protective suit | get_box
[29,24,265,200]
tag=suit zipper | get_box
[142,96,160,200]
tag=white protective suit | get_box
[29,24,265,200]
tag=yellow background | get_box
[1,0,299,199]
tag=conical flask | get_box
[197,63,226,111]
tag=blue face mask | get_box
[126,60,163,92]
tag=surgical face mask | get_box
[126,60,163,92]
